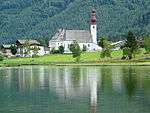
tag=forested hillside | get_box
[0,0,150,45]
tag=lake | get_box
[0,66,150,113]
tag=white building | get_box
[49,9,102,53]
[110,41,125,50]
[16,40,49,57]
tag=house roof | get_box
[16,40,40,45]
[2,44,13,48]
[137,40,144,43]
[64,30,93,43]
[110,41,125,45]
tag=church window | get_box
[88,44,90,47]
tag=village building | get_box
[15,40,49,57]
[110,41,126,50]
[49,9,102,53]
[1,44,13,56]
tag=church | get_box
[49,9,102,53]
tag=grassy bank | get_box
[3,50,124,62]
[0,49,150,66]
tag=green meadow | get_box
[5,50,124,62]
[0,49,149,66]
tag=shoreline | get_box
[0,60,150,67]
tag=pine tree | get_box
[124,31,139,59]
[144,36,150,54]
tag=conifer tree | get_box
[144,36,150,54]
[124,31,139,59]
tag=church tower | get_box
[91,9,97,44]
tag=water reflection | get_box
[0,66,150,113]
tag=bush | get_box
[58,46,64,54]
[121,56,126,60]
[10,45,17,55]
[82,45,87,52]
[51,49,60,54]
[32,54,38,58]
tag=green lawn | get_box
[4,49,146,63]
[0,49,149,66]
[5,50,122,62]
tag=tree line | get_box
[0,0,150,45]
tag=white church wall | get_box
[49,40,102,53]
[49,41,63,50]
[63,41,72,53]
[79,43,92,51]
[49,41,56,50]
[91,43,102,52]
[55,41,63,50]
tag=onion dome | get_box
[92,9,96,13]
[91,9,96,25]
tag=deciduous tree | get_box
[24,41,31,57]
[31,44,40,57]
[70,40,81,62]
[100,38,112,58]
[40,40,46,46]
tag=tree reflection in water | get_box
[0,66,150,113]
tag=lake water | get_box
[0,66,150,113]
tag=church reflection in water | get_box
[3,66,149,113]
[4,66,102,112]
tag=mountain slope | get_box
[0,0,150,45]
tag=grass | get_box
[5,50,124,62]
[0,49,149,66]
